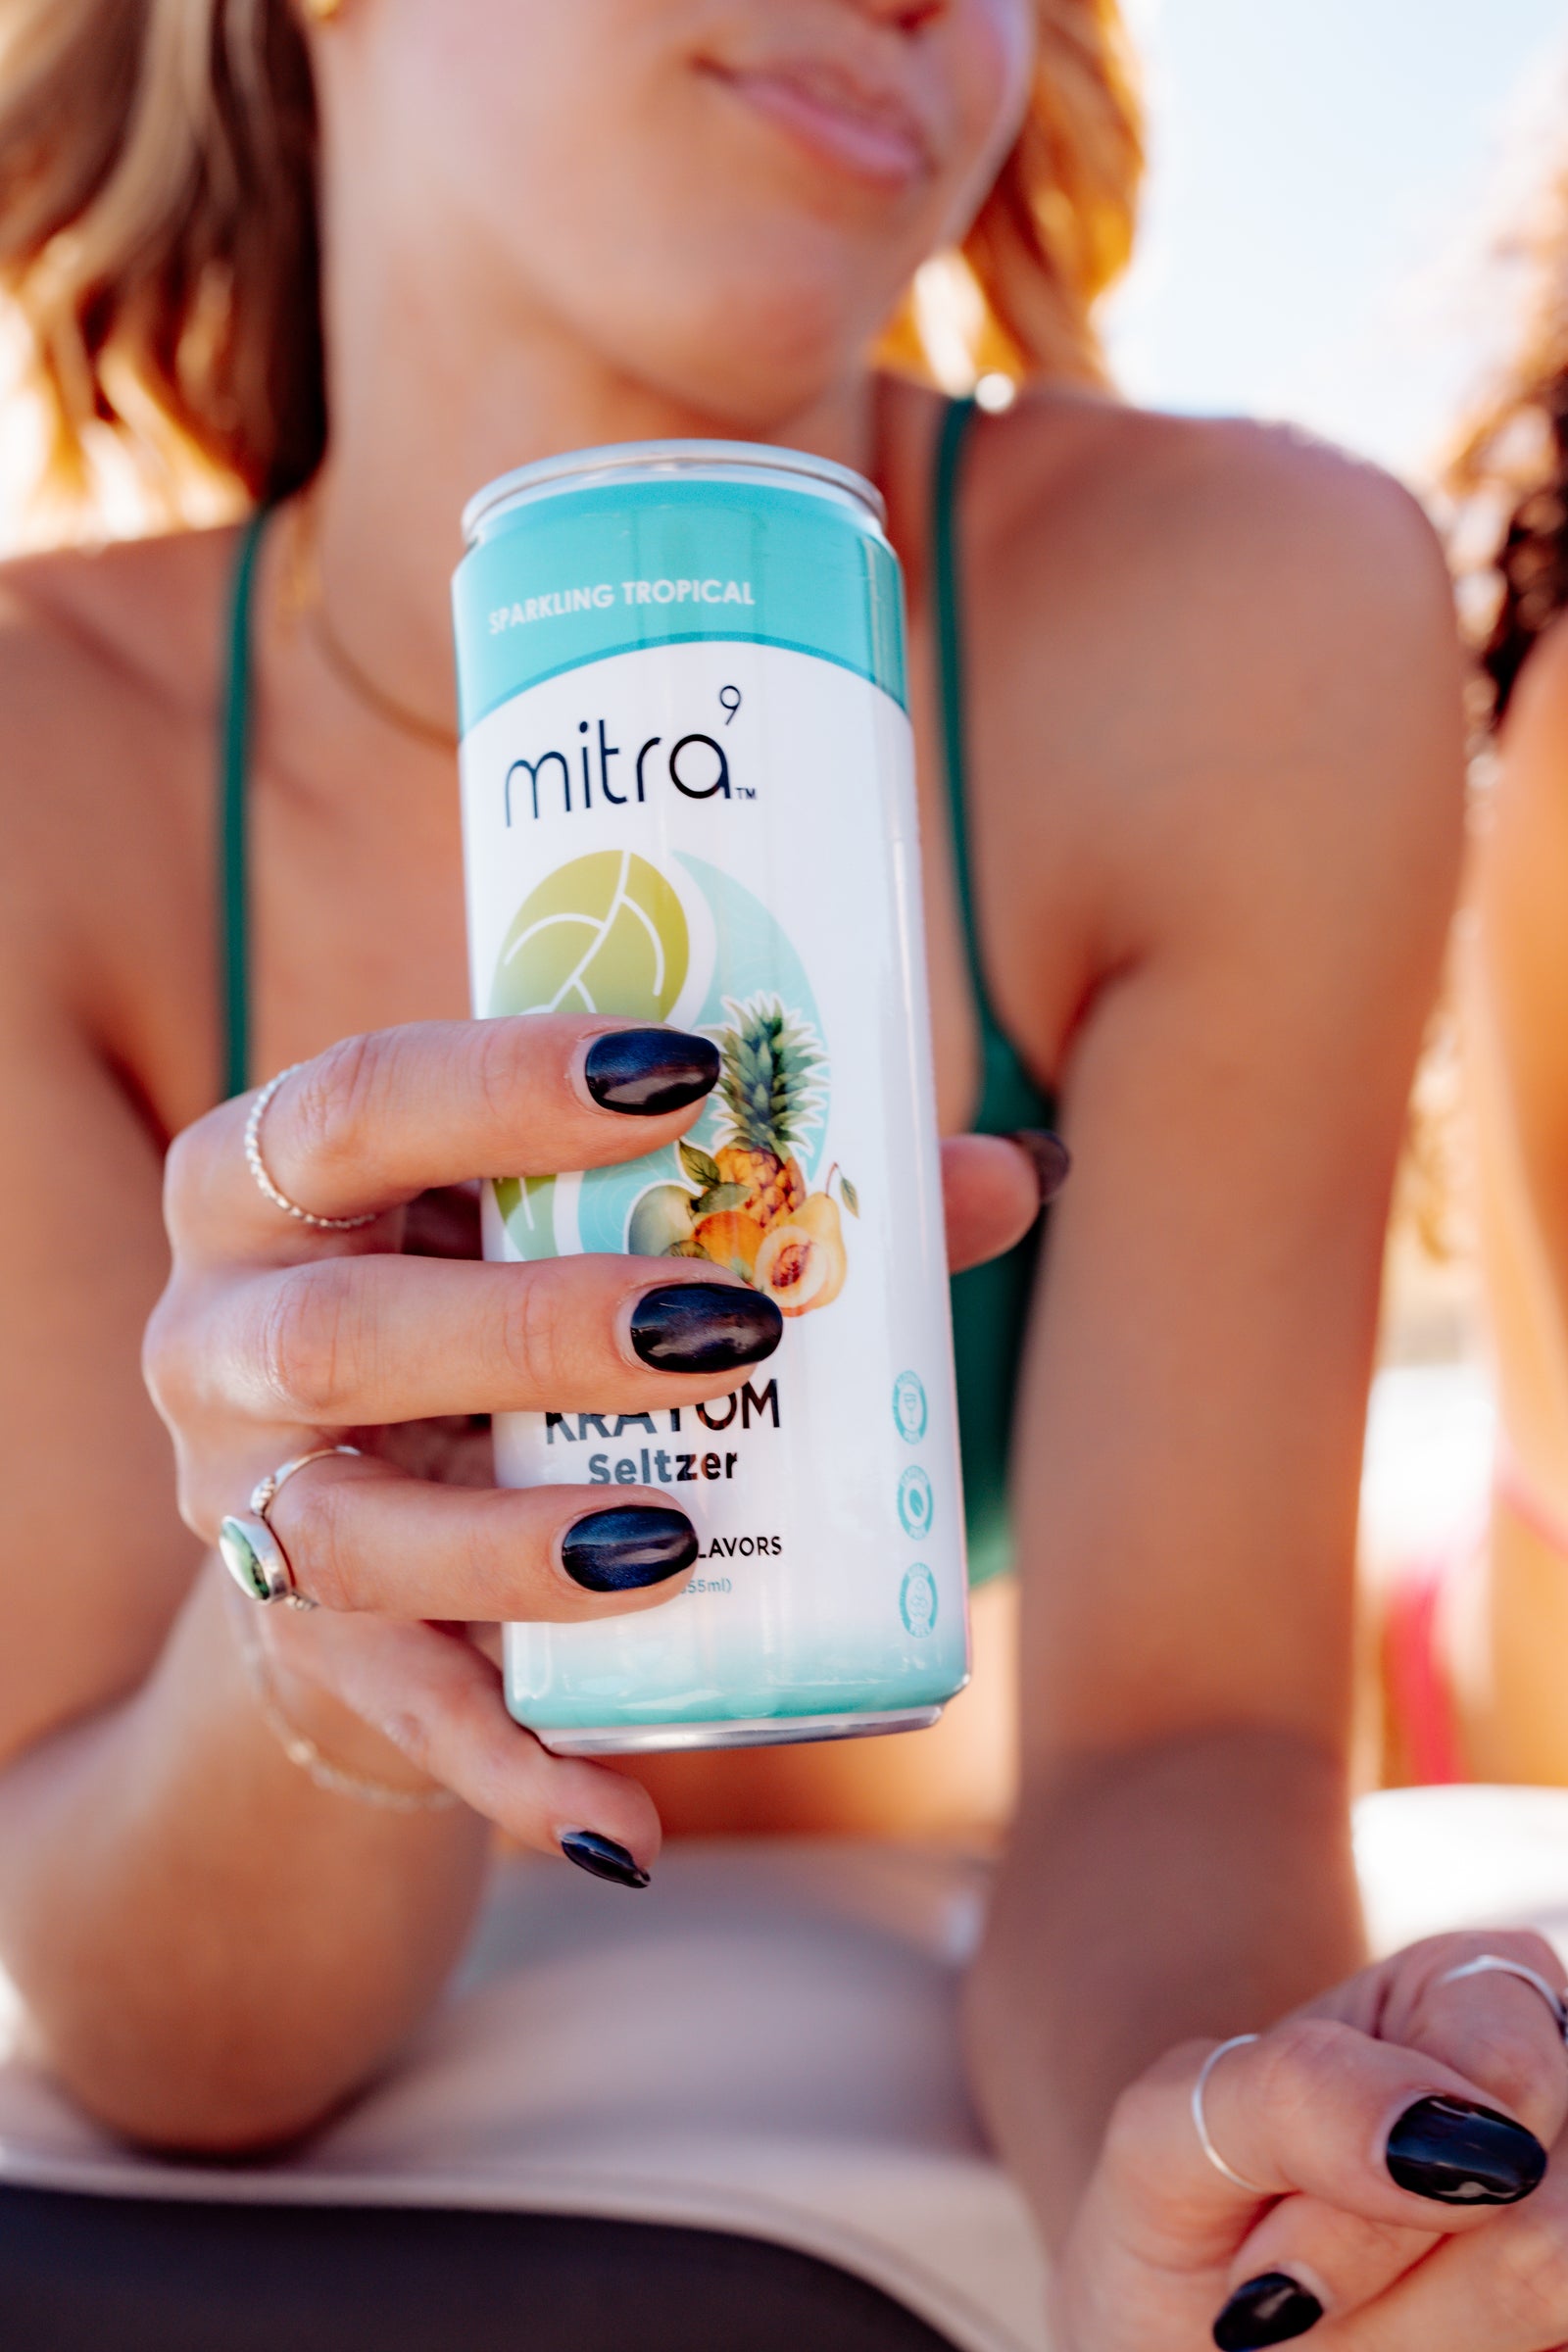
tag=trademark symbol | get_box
[737,786,758,801]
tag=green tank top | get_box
[217,399,1053,1585]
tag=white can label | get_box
[461,631,967,1734]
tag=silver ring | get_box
[1437,1955,1568,2049]
[244,1065,379,1232]
[218,1445,363,1609]
[1193,2034,1270,2195]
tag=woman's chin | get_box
[589,278,884,433]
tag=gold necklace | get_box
[279,499,459,754]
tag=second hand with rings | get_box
[1193,1958,1568,2196]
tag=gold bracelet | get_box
[223,1585,461,1814]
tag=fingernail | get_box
[1213,2274,1324,2350]
[629,1282,783,1375]
[561,1831,651,1889]
[1010,1128,1071,1206]
[1386,2094,1547,2205]
[583,1028,719,1116]
[562,1504,699,1592]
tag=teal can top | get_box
[453,441,908,731]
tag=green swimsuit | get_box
[217,398,1053,1586]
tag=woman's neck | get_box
[292,228,880,785]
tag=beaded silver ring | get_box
[244,1064,379,1232]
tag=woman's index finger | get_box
[170,1016,719,1263]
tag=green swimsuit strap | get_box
[931,397,1052,1138]
[933,398,1053,1586]
[219,509,269,1103]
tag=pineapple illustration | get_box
[632,991,857,1314]
[711,995,824,1232]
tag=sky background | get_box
[1105,0,1568,483]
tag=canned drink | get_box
[453,441,968,1754]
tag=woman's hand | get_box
[144,1016,1050,1879]
[1055,1931,1568,2351]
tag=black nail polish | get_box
[561,1831,650,1889]
[584,1029,720,1116]
[1010,1128,1071,1207]
[629,1282,783,1375]
[562,1504,699,1592]
[1386,2095,1547,2206]
[1213,2274,1324,2351]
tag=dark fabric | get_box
[0,2187,962,2352]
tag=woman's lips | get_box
[711,62,932,190]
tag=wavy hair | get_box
[1448,164,1568,728]
[0,0,1141,518]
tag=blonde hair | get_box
[0,0,1141,519]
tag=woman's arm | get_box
[0,762,495,2140]
[962,419,1467,2230]
[0,617,1043,2152]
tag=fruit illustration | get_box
[692,1208,765,1281]
[627,994,858,1317]
[755,1189,848,1316]
[628,1183,698,1258]
[712,997,823,1230]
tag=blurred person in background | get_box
[3,5,1565,2349]
[1394,167,1568,1792]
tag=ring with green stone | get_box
[218,1511,316,1609]
[218,1444,363,1608]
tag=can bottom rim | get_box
[531,1705,945,1757]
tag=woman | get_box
[1393,169,1568,1790]
[0,4,1562,2348]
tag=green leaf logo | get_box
[491,1174,559,1261]
[489,850,690,1021]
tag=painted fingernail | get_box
[562,1504,699,1592]
[629,1282,783,1375]
[560,1831,650,1889]
[1386,2094,1547,2205]
[1213,2274,1324,2350]
[583,1028,719,1116]
[1010,1128,1071,1206]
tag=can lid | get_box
[462,439,887,546]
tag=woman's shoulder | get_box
[969,393,1452,670]
[0,523,234,1102]
[0,522,233,866]
[950,393,1465,1039]
[966,394,1462,855]
[0,519,235,731]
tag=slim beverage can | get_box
[453,442,968,1753]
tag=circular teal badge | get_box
[900,1564,938,1639]
[892,1371,927,1446]
[898,1465,933,1539]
